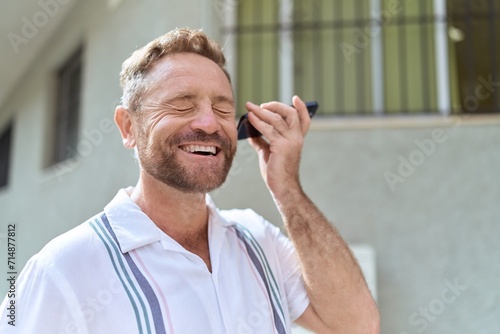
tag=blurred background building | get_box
[0,0,499,333]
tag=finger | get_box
[245,102,289,138]
[259,101,299,129]
[292,95,311,136]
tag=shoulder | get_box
[219,208,285,245]
[28,212,104,270]
[219,207,264,225]
[220,208,275,230]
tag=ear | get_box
[114,106,137,149]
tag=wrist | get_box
[271,181,306,214]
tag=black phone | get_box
[237,101,318,140]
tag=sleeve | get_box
[0,256,90,334]
[271,224,310,322]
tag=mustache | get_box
[172,131,233,150]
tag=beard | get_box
[136,130,236,193]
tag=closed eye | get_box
[170,102,196,113]
[141,99,195,114]
[213,101,234,117]
[175,107,195,112]
[213,107,232,115]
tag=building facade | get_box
[0,0,499,332]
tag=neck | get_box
[129,171,209,240]
[129,170,213,272]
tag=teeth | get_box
[181,145,216,155]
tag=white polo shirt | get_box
[0,189,309,333]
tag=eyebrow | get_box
[166,93,234,106]
[212,95,234,106]
[166,93,196,102]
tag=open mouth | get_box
[180,144,219,156]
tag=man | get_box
[1,28,379,333]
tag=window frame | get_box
[222,0,456,116]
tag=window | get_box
[0,123,13,188]
[448,0,500,114]
[52,47,83,164]
[223,0,500,116]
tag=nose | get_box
[190,104,222,134]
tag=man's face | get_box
[133,53,237,193]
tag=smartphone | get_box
[237,101,318,140]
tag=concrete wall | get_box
[1,1,500,333]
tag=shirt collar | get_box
[206,194,237,228]
[103,188,236,253]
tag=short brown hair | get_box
[119,28,230,111]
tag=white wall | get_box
[1,1,499,332]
